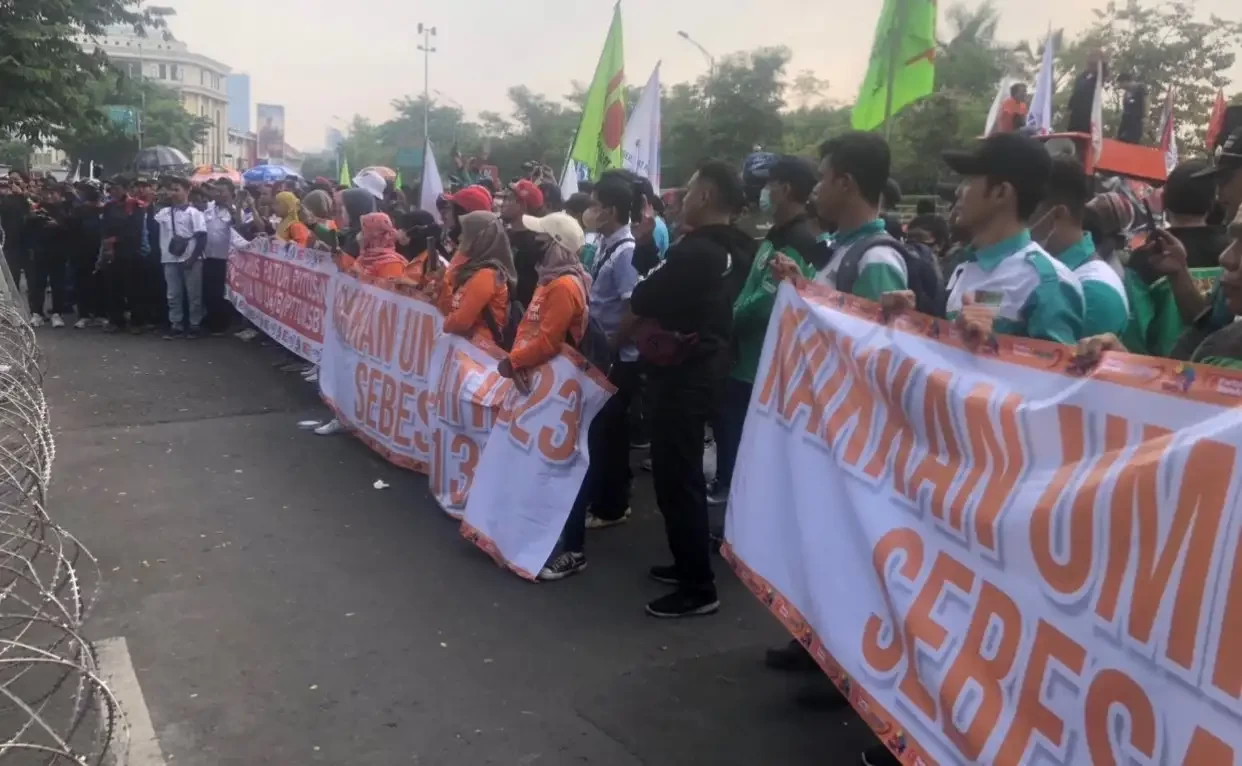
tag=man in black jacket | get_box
[630,160,755,618]
[100,176,149,332]
[0,177,30,290]
[25,184,73,326]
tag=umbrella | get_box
[358,166,397,182]
[242,164,302,184]
[133,146,192,174]
[190,164,243,186]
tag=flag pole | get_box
[883,0,909,141]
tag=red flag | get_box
[1207,89,1227,151]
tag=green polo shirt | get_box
[812,218,908,300]
[1054,232,1129,338]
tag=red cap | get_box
[445,185,494,213]
[509,179,545,213]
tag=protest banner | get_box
[726,282,1242,766]
[462,349,614,579]
[318,276,443,473]
[227,240,333,362]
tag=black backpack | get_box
[834,233,947,317]
[567,315,613,372]
[482,296,526,351]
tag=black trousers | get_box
[711,377,754,488]
[127,256,166,327]
[650,369,717,591]
[72,250,102,319]
[3,240,27,290]
[29,251,67,317]
[560,359,640,553]
[202,259,234,332]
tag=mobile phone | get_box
[423,236,438,278]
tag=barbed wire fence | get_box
[0,228,128,764]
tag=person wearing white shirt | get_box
[202,181,250,334]
[154,176,208,338]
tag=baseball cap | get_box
[509,179,545,213]
[445,185,494,213]
[1192,128,1242,180]
[523,212,585,255]
[943,132,1052,183]
[353,169,387,200]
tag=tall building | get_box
[78,26,231,167]
[227,74,251,132]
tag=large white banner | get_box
[318,277,443,473]
[727,282,1242,766]
[462,350,614,580]
[228,240,334,362]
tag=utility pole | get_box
[417,24,438,147]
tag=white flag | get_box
[622,64,662,193]
[67,161,80,184]
[984,77,1017,136]
[1090,60,1104,163]
[560,159,580,199]
[1159,86,1179,174]
[419,139,445,224]
[1025,29,1057,135]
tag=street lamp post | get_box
[417,24,438,146]
[677,30,716,109]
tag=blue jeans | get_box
[164,261,204,330]
[711,377,753,488]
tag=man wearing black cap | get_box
[939,132,1085,346]
[1195,128,1242,224]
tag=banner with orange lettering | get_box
[726,282,1242,765]
[227,241,333,362]
[318,276,443,473]
[461,348,614,579]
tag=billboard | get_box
[256,103,285,161]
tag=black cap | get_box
[1192,128,1242,180]
[942,132,1052,184]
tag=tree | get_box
[0,141,32,171]
[0,0,164,142]
[1064,0,1242,153]
[56,71,209,171]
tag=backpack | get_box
[834,233,947,317]
[482,295,526,351]
[567,315,613,372]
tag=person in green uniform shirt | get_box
[711,156,820,507]
[1076,203,1242,369]
[1029,157,1129,338]
[938,132,1086,348]
[769,132,909,297]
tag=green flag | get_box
[395,169,404,190]
[851,0,937,131]
[569,4,625,180]
[339,156,351,187]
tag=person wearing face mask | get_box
[1029,157,1128,338]
[711,156,819,508]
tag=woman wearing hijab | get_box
[348,212,408,279]
[303,190,339,249]
[438,211,516,344]
[498,213,590,378]
[273,191,311,246]
[400,210,447,287]
[334,188,377,260]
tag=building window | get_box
[158,63,166,79]
[200,70,205,86]
[170,64,179,80]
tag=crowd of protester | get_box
[4,123,1241,766]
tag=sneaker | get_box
[279,361,306,373]
[860,745,901,766]
[648,565,683,586]
[645,588,720,618]
[304,370,319,383]
[301,365,319,380]
[538,551,587,581]
[186,327,202,340]
[629,438,651,450]
[707,479,730,507]
[73,317,89,329]
[585,508,631,529]
[314,418,346,436]
[50,313,65,328]
[234,328,260,341]
[29,314,44,328]
[162,328,185,340]
[765,639,820,672]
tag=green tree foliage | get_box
[0,141,32,171]
[56,69,210,171]
[0,0,162,142]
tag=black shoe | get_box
[707,479,730,507]
[765,639,820,672]
[648,564,683,586]
[794,678,849,710]
[162,328,185,340]
[646,588,719,618]
[186,327,202,340]
[860,745,901,766]
[538,551,587,581]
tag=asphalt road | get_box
[41,327,875,766]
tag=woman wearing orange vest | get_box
[437,211,516,345]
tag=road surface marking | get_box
[96,636,168,766]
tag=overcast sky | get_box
[157,0,1241,151]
